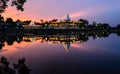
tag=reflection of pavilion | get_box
[22,36,42,42]
[0,30,112,50]
[22,34,86,52]
[63,42,71,52]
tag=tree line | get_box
[0,15,120,30]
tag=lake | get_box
[0,32,120,74]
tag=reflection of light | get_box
[32,38,35,43]
[48,42,52,44]
[71,44,84,49]
[0,49,7,53]
[45,38,48,40]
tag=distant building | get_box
[23,21,42,29]
[49,14,81,29]
[23,14,83,29]
[64,14,71,21]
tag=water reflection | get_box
[0,30,120,50]
[0,30,120,74]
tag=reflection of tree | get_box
[0,35,5,49]
[0,30,120,50]
[0,56,31,74]
[0,34,23,49]
[0,43,5,49]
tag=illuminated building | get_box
[23,21,42,29]
[49,14,82,29]
[23,14,83,29]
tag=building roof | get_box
[29,21,35,26]
[64,14,71,21]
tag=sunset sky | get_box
[2,0,120,26]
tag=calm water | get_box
[1,33,120,74]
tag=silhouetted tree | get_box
[0,0,27,13]
[40,19,44,23]
[22,20,31,25]
[6,18,13,23]
[92,21,97,26]
[78,19,89,25]
[0,56,31,74]
[50,19,58,23]
[5,18,17,28]
[77,19,89,29]
[102,23,111,29]
[11,0,26,11]
[0,14,4,29]
[96,23,111,29]
[117,24,120,29]
[0,14,4,22]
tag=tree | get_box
[102,23,111,29]
[117,24,120,29]
[0,0,27,13]
[92,21,97,26]
[5,18,17,28]
[0,56,31,74]
[78,19,89,26]
[6,18,13,24]
[50,19,58,22]
[0,14,4,22]
[96,23,111,29]
[40,19,44,23]
[77,19,89,29]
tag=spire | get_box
[64,14,71,21]
[63,43,71,52]
[29,21,35,26]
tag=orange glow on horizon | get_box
[2,7,86,22]
[1,4,105,22]
[1,39,42,56]
[2,7,42,21]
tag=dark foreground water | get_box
[1,34,120,74]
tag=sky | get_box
[2,0,120,26]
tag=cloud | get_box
[70,12,85,18]
[62,5,104,20]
